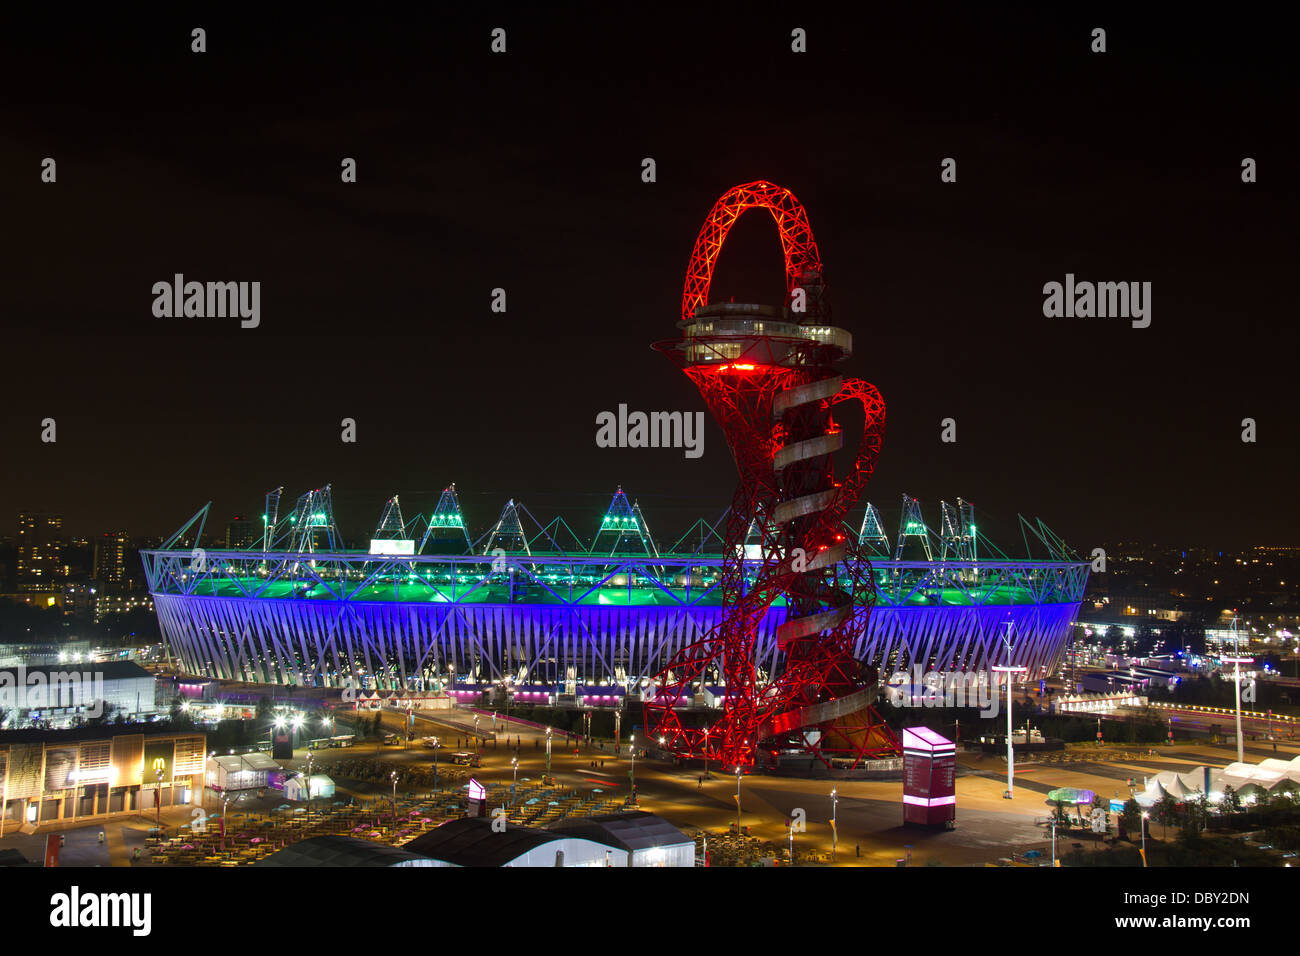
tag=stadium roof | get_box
[253,835,427,867]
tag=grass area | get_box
[1064,833,1280,867]
[165,575,1050,608]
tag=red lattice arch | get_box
[680,180,822,324]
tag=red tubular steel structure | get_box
[646,181,900,769]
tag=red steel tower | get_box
[645,181,900,769]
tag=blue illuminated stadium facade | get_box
[143,505,1088,701]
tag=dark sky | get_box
[2,6,1296,552]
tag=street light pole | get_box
[305,753,314,812]
[152,756,166,830]
[1224,611,1254,764]
[1234,655,1245,764]
[735,766,742,834]
[221,794,231,852]
[992,664,1027,797]
[545,727,552,776]
[1140,810,1149,867]
[831,787,838,862]
[1223,654,1253,765]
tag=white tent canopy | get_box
[1136,756,1300,807]
[206,752,282,792]
[284,774,335,801]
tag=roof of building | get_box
[253,835,426,868]
[402,817,563,867]
[1084,672,1147,686]
[285,773,334,789]
[545,811,691,852]
[210,752,281,773]
[0,724,200,746]
[0,661,153,681]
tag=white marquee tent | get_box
[1135,754,1300,807]
[284,774,335,802]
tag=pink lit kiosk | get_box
[902,727,956,829]
[467,778,487,818]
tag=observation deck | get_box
[661,303,853,368]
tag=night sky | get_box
[2,7,1296,552]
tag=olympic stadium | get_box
[142,485,1089,703]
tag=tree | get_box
[1153,793,1181,839]
[166,695,196,731]
[1120,799,1143,836]
[1053,801,1071,827]
[1274,788,1300,811]
[1190,793,1210,832]
[1221,785,1242,815]
[1134,625,1157,656]
[86,703,116,728]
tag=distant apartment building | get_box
[226,515,259,550]
[16,513,63,591]
[92,530,131,591]
[92,591,153,623]
[1111,591,1191,622]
